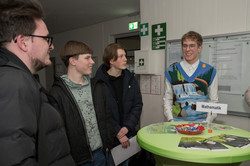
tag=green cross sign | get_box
[139,59,144,66]
[152,23,166,50]
[140,23,148,36]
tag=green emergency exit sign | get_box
[129,21,138,30]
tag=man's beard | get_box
[32,57,52,72]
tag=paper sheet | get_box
[111,136,141,165]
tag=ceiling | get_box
[38,0,140,35]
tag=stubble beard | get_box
[32,57,52,72]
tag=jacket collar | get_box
[0,47,32,74]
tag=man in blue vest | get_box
[163,31,218,122]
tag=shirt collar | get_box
[61,75,89,87]
[183,59,199,71]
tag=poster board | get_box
[165,32,250,117]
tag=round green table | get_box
[137,122,250,166]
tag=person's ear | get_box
[198,45,203,53]
[110,58,114,65]
[69,56,76,66]
[15,35,30,52]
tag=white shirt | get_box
[163,60,219,122]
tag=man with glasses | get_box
[0,0,75,165]
[163,31,218,122]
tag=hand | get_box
[205,112,217,123]
[118,135,130,148]
[116,127,128,139]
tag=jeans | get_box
[79,148,106,166]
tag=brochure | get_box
[178,137,228,151]
[111,136,141,165]
[209,134,250,148]
[178,134,250,150]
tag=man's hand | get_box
[116,127,128,139]
[118,135,130,148]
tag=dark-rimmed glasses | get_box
[28,34,53,47]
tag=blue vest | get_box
[165,61,216,122]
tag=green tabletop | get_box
[137,122,250,164]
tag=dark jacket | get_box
[95,64,143,145]
[50,75,114,165]
[0,48,75,166]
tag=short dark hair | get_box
[181,31,203,47]
[103,43,127,68]
[0,0,44,47]
[60,40,93,67]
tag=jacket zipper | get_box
[58,76,94,162]
[91,80,107,151]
